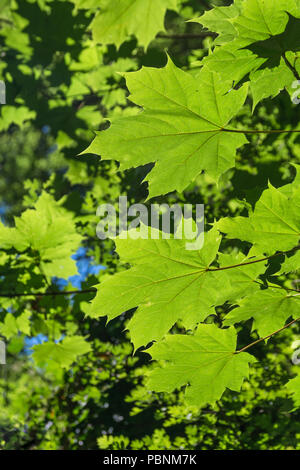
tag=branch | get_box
[0,288,96,298]
[156,32,217,40]
[236,316,300,354]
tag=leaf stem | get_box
[208,245,300,272]
[223,128,300,134]
[236,317,300,354]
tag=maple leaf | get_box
[147,324,255,406]
[286,373,300,408]
[83,58,248,198]
[279,249,300,275]
[224,288,300,338]
[32,336,92,369]
[91,0,178,49]
[0,192,82,278]
[190,0,242,45]
[85,225,235,348]
[216,251,266,301]
[217,183,300,254]
[232,0,300,46]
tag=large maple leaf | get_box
[147,324,255,406]
[83,58,248,198]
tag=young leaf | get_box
[286,373,300,408]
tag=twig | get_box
[156,32,217,40]
[0,288,96,298]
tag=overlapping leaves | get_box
[193,0,300,107]
[217,181,300,253]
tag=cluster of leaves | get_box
[81,0,300,410]
[1,0,300,450]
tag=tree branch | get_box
[282,52,300,81]
[0,288,96,298]
[156,32,217,40]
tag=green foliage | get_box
[1,0,300,451]
[91,0,179,49]
[82,0,300,411]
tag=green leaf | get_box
[203,44,265,83]
[217,183,300,254]
[32,336,92,368]
[147,324,255,406]
[0,311,31,340]
[83,58,248,198]
[217,251,266,301]
[91,0,178,49]
[232,0,300,45]
[286,373,300,408]
[250,60,295,109]
[0,192,82,278]
[279,249,300,275]
[224,288,300,338]
[86,225,234,348]
[196,0,300,106]
[190,1,242,45]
